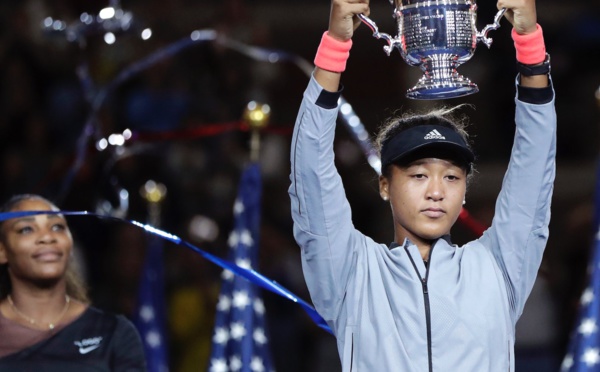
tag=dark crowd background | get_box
[0,0,599,371]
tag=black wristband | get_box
[517,53,551,77]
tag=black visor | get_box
[381,125,475,169]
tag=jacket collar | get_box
[389,234,453,250]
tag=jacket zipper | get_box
[406,246,434,372]
[350,333,354,371]
[508,340,511,371]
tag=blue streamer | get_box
[58,31,219,202]
[42,19,377,335]
[56,28,381,200]
[0,210,332,334]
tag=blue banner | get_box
[133,233,170,372]
[208,163,276,372]
[562,160,600,371]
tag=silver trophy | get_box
[358,0,506,100]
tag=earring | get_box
[463,200,466,205]
[383,196,389,201]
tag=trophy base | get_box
[406,82,479,100]
[405,54,479,100]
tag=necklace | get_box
[7,294,71,330]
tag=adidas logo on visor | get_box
[424,129,445,140]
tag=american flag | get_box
[133,233,170,372]
[208,163,275,372]
[562,162,600,371]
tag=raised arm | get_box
[499,0,549,89]
[288,0,371,325]
[314,0,369,92]
[480,0,556,324]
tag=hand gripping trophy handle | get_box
[357,2,508,100]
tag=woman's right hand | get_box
[497,0,537,35]
[328,0,370,42]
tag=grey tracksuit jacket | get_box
[289,74,556,371]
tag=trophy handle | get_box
[476,8,506,48]
[357,13,402,56]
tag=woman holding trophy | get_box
[289,0,555,370]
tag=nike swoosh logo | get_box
[79,344,101,354]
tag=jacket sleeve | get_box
[288,74,365,326]
[478,77,556,325]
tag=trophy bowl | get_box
[359,0,505,100]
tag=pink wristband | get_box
[512,24,546,65]
[314,31,352,73]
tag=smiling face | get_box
[0,198,73,287]
[379,157,467,248]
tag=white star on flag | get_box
[230,321,247,340]
[234,199,244,215]
[582,287,595,306]
[239,229,253,246]
[207,164,276,372]
[562,354,574,370]
[254,328,267,344]
[145,330,162,348]
[250,356,265,372]
[579,318,598,337]
[213,327,229,344]
[254,299,265,315]
[217,294,231,312]
[230,355,242,371]
[582,347,600,367]
[209,358,228,372]
[229,230,254,248]
[236,258,252,270]
[228,231,239,248]
[221,269,234,281]
[233,290,251,309]
[139,305,155,322]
